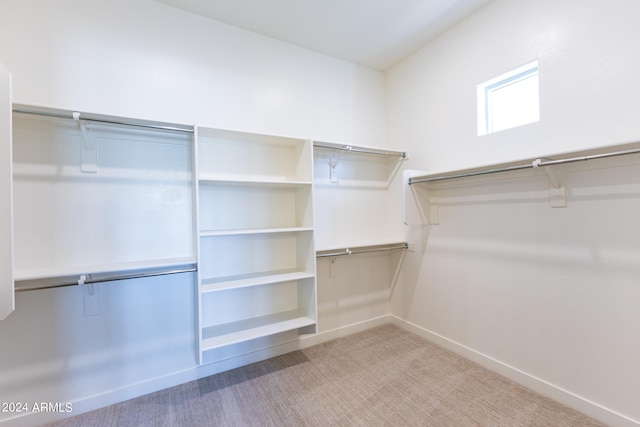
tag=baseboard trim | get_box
[299,315,392,348]
[390,315,639,427]
[17,315,632,427]
[2,316,391,427]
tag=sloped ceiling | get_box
[154,0,492,71]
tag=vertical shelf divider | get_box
[0,63,13,321]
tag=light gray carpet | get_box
[46,324,605,426]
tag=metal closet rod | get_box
[15,265,197,292]
[13,107,194,134]
[313,142,407,158]
[316,243,408,258]
[409,146,640,185]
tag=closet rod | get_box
[313,142,407,158]
[316,243,408,258]
[12,108,194,134]
[409,146,640,185]
[15,265,197,292]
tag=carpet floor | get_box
[46,324,605,426]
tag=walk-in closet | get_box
[1,1,639,426]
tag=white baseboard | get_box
[299,315,392,348]
[15,315,632,427]
[1,316,391,427]
[390,315,639,427]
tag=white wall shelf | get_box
[201,270,315,293]
[313,140,406,188]
[195,127,317,364]
[13,257,197,293]
[199,180,313,232]
[13,256,197,283]
[199,231,315,278]
[200,227,313,237]
[316,242,407,258]
[198,128,312,183]
[407,141,640,186]
[11,106,196,290]
[201,310,316,351]
[198,176,312,186]
[405,140,640,225]
[313,140,406,158]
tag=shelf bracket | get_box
[410,185,439,225]
[404,170,439,225]
[326,152,342,183]
[74,112,97,173]
[78,274,101,316]
[78,273,95,296]
[533,158,566,208]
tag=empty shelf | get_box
[200,227,313,237]
[201,271,315,293]
[201,310,316,351]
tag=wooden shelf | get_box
[198,181,313,232]
[201,310,315,351]
[200,227,313,237]
[13,256,197,282]
[313,140,406,158]
[198,175,312,187]
[197,127,304,147]
[315,240,407,253]
[197,128,312,183]
[313,140,406,189]
[201,270,314,293]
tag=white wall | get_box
[0,0,388,424]
[387,0,640,171]
[387,0,640,425]
[0,0,385,145]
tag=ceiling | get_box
[154,0,492,71]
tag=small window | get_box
[477,60,539,135]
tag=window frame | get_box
[477,60,539,136]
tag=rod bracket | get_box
[326,152,343,183]
[533,158,566,208]
[74,112,97,173]
[78,273,96,296]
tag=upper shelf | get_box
[313,140,406,159]
[316,241,408,258]
[13,103,194,134]
[197,127,312,183]
[14,256,197,291]
[404,140,640,224]
[408,140,640,185]
[313,140,407,188]
[200,227,313,237]
[198,175,312,187]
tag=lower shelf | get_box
[201,310,316,351]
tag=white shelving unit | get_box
[0,63,13,321]
[195,127,317,362]
[313,140,406,188]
